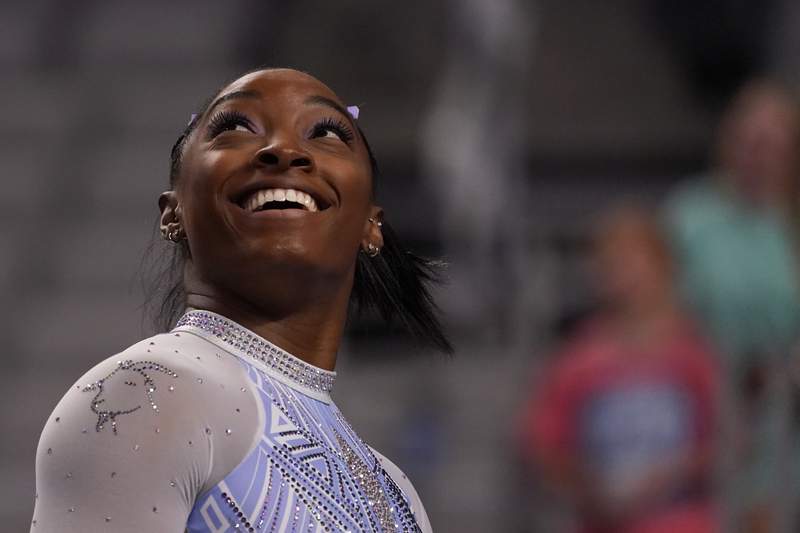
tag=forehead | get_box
[732,89,799,126]
[217,69,343,108]
[597,212,658,244]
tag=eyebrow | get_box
[304,95,354,126]
[204,91,356,127]
[205,89,262,116]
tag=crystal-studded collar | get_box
[174,310,336,400]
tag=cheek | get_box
[334,177,373,248]
[310,168,372,268]
[334,155,373,212]
[191,149,241,193]
[178,156,241,266]
[180,150,237,219]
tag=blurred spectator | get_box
[665,80,800,366]
[518,207,720,533]
[664,80,800,531]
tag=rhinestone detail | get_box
[221,492,255,531]
[334,432,396,531]
[81,360,178,435]
[175,311,336,394]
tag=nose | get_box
[253,142,314,173]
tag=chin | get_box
[245,244,348,281]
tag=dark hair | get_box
[147,70,452,354]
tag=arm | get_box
[31,332,263,532]
[32,354,211,532]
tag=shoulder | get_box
[546,320,614,377]
[670,322,721,383]
[33,331,265,529]
[45,329,263,463]
[664,175,716,212]
[44,331,249,437]
[371,448,433,533]
[664,176,728,235]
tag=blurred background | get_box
[4,1,800,531]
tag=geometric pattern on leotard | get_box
[185,357,422,532]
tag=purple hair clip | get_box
[346,105,360,120]
[187,113,198,126]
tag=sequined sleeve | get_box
[371,449,433,533]
[31,332,264,532]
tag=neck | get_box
[184,281,351,372]
[611,293,681,342]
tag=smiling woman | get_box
[31,68,449,533]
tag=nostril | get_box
[290,156,311,168]
[257,151,279,165]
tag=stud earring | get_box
[165,228,183,243]
[368,217,383,227]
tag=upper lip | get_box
[230,176,333,211]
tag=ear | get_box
[361,205,384,252]
[158,191,181,238]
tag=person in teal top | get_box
[664,80,800,532]
[666,179,800,364]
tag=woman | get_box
[518,207,719,533]
[32,68,450,532]
[664,80,800,531]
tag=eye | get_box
[206,110,254,138]
[310,117,354,144]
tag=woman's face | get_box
[718,86,800,206]
[165,69,380,309]
[593,214,672,310]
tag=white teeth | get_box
[246,195,258,212]
[242,188,319,213]
[257,190,269,208]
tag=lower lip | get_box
[237,205,320,220]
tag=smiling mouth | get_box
[240,188,320,213]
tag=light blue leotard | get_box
[33,310,431,532]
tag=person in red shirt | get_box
[518,206,720,533]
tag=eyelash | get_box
[310,117,354,144]
[206,110,253,138]
[205,111,355,145]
